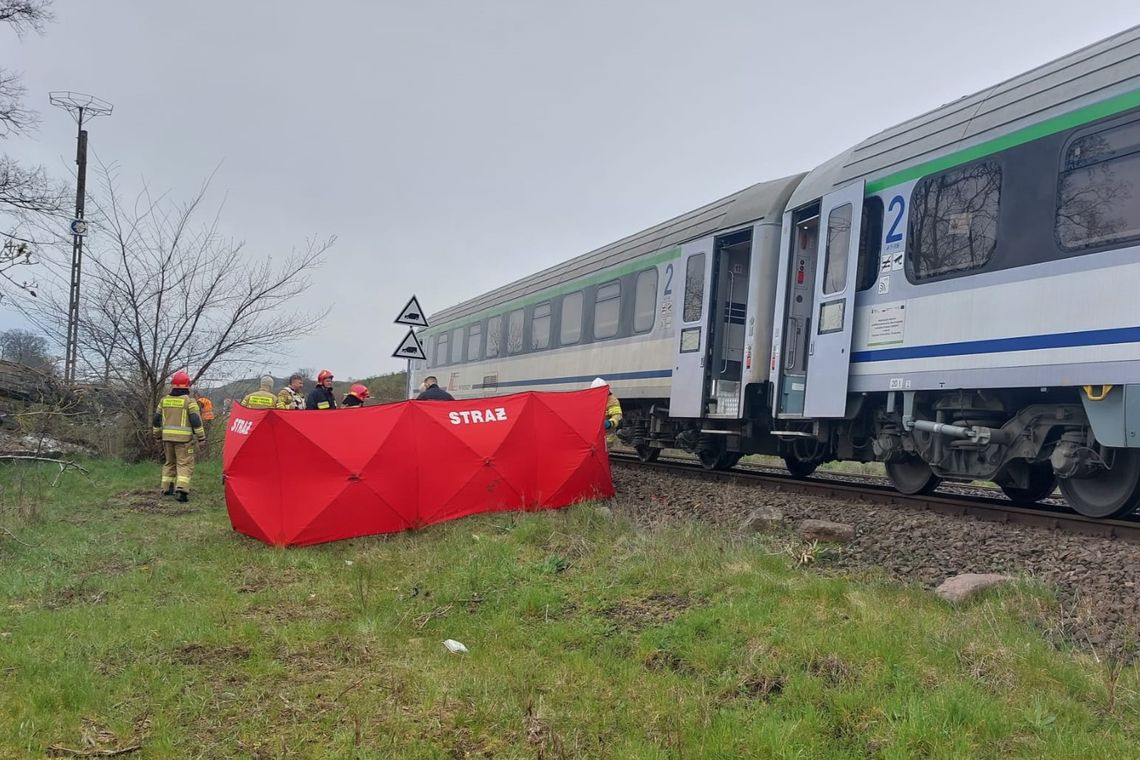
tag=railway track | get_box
[608,452,1140,543]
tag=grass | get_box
[1,458,1139,758]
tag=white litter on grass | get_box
[443,639,468,654]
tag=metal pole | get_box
[49,92,112,386]
[64,110,86,384]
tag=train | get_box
[406,25,1140,519]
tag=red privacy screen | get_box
[222,387,615,546]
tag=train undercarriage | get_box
[616,386,1140,519]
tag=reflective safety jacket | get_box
[604,393,623,447]
[242,391,277,409]
[276,386,305,410]
[198,396,215,421]
[152,391,206,443]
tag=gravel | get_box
[610,464,1140,659]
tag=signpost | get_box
[392,294,429,363]
[394,295,428,327]
[392,329,427,361]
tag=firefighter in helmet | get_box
[591,377,622,448]
[342,383,370,407]
[153,370,207,502]
[306,369,338,410]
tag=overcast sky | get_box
[4,1,1140,381]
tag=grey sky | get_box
[4,1,1139,380]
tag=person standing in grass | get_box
[276,373,306,410]
[306,370,338,410]
[591,377,622,449]
[417,375,454,401]
[241,376,277,409]
[153,370,208,503]
[342,383,370,407]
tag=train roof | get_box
[789,23,1140,206]
[428,172,806,327]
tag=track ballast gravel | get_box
[609,464,1140,659]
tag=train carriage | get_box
[410,24,1140,518]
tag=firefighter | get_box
[153,370,207,502]
[195,391,215,426]
[591,377,623,448]
[194,390,216,457]
[342,383,370,407]
[276,373,306,410]
[242,376,277,409]
[306,369,338,410]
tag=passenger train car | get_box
[408,26,1140,519]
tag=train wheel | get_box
[1059,448,1140,518]
[999,461,1057,505]
[698,448,739,471]
[635,445,660,463]
[718,453,742,470]
[783,455,819,479]
[885,455,941,495]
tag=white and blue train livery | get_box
[409,26,1140,519]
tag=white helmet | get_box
[591,377,608,389]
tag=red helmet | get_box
[171,370,192,388]
[317,369,334,383]
[350,383,370,399]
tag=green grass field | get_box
[1,458,1138,758]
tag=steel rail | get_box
[609,453,1140,543]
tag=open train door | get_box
[669,237,715,418]
[803,181,864,418]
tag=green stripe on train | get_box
[425,89,1140,337]
[865,87,1140,194]
[423,245,682,336]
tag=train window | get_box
[907,159,1001,281]
[467,323,482,361]
[506,309,524,354]
[856,197,883,291]
[561,291,583,345]
[532,302,552,350]
[435,332,449,366]
[594,280,621,339]
[423,335,434,368]
[450,327,464,364]
[633,268,657,333]
[1057,118,1140,250]
[822,204,852,294]
[486,315,501,358]
[682,254,704,322]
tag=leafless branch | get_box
[0,1,53,36]
[26,161,333,457]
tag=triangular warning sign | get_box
[395,295,429,327]
[392,328,427,361]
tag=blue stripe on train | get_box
[474,368,673,389]
[851,325,1140,364]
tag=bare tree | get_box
[1,1,64,302]
[0,326,51,368]
[30,161,334,457]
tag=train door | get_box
[706,229,752,418]
[669,237,715,418]
[802,182,864,418]
[773,205,821,418]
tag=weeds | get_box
[0,457,1138,757]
